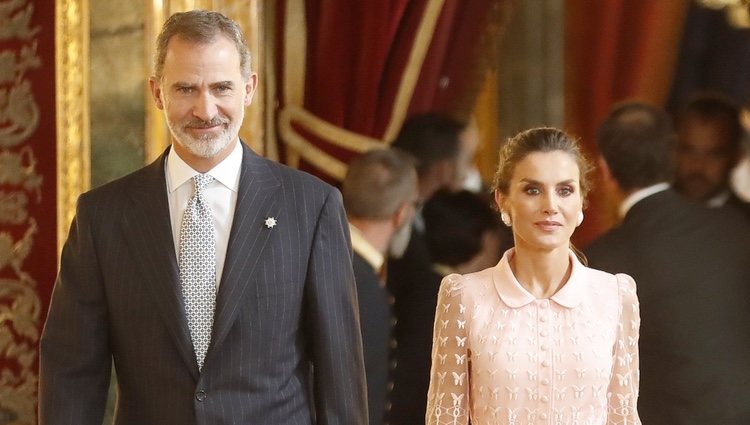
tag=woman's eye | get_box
[558,187,573,196]
[524,187,540,195]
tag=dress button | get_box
[541,378,550,385]
[540,330,548,337]
[541,395,549,403]
[540,413,548,420]
[195,390,207,402]
[540,315,547,322]
[542,360,550,367]
[541,344,548,351]
[390,339,398,349]
[540,300,549,309]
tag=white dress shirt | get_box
[165,141,242,288]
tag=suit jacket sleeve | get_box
[39,194,111,425]
[304,188,368,424]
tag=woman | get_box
[425,128,641,425]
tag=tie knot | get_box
[193,174,214,194]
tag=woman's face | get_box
[496,150,583,253]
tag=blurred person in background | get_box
[342,148,418,425]
[587,101,750,424]
[674,92,750,215]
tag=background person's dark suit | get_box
[352,252,393,425]
[585,189,750,424]
[39,144,368,425]
[386,225,442,425]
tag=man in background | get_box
[386,113,475,425]
[40,10,366,424]
[674,92,750,215]
[586,101,750,424]
[342,148,418,425]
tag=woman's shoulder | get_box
[580,266,638,308]
[439,267,495,298]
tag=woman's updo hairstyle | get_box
[492,127,594,206]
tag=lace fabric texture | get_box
[425,250,641,425]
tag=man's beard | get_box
[168,112,242,159]
[388,221,413,259]
[676,173,721,201]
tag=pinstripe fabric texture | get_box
[39,144,368,425]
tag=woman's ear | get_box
[494,190,506,212]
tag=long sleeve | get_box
[305,188,369,425]
[607,273,642,425]
[39,195,111,425]
[425,274,470,425]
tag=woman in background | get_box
[425,127,641,425]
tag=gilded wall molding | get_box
[55,0,90,251]
[0,0,45,422]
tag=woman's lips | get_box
[534,220,562,231]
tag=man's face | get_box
[150,34,257,169]
[675,117,738,202]
[448,122,480,191]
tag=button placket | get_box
[538,299,552,422]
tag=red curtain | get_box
[565,0,688,245]
[409,0,503,119]
[279,0,504,181]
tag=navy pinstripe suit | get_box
[39,144,368,424]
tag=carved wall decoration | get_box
[0,0,46,423]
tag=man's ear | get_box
[244,73,258,106]
[392,201,411,228]
[149,77,164,110]
[597,155,613,184]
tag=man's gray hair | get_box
[153,10,252,81]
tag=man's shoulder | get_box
[79,159,161,205]
[250,153,335,196]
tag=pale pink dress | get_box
[425,249,641,425]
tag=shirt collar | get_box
[619,182,670,217]
[349,223,384,272]
[166,140,243,193]
[492,248,586,309]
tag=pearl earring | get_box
[576,211,584,227]
[501,211,512,227]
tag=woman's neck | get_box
[509,245,572,299]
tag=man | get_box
[423,189,505,277]
[586,101,750,424]
[386,113,472,425]
[39,10,367,425]
[675,92,750,214]
[342,148,418,425]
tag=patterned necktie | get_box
[179,174,216,370]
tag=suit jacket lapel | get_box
[207,144,281,361]
[123,150,199,379]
